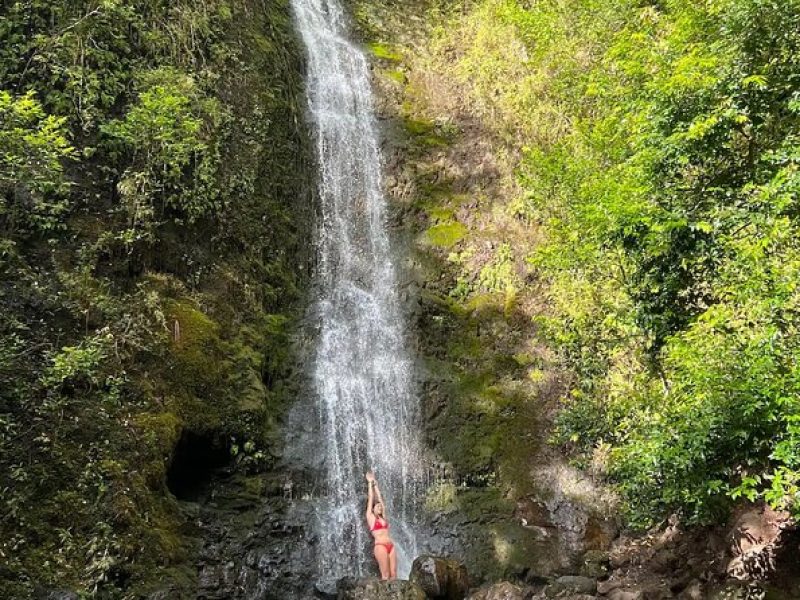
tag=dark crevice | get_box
[167,430,232,502]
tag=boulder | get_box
[606,590,643,600]
[544,576,597,597]
[315,577,339,598]
[677,580,703,600]
[410,555,470,599]
[336,577,427,600]
[726,504,790,581]
[579,550,610,578]
[466,581,529,600]
[41,592,79,600]
[596,579,621,595]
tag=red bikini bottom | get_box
[374,541,394,554]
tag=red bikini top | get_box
[370,518,389,532]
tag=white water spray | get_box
[291,0,424,580]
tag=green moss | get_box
[385,68,407,83]
[134,411,182,455]
[425,481,458,512]
[446,333,483,360]
[405,117,435,135]
[367,41,402,62]
[242,475,266,498]
[458,487,514,521]
[419,288,469,317]
[163,299,229,411]
[424,222,467,248]
[464,292,505,314]
[168,300,219,349]
[426,206,455,222]
[402,116,451,147]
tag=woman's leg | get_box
[388,546,397,580]
[373,545,390,580]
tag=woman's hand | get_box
[365,470,375,482]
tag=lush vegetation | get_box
[0,0,311,596]
[4,0,800,594]
[417,0,800,526]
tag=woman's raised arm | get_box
[365,471,376,527]
[374,480,387,518]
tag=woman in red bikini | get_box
[365,470,397,580]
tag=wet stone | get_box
[336,576,428,600]
[466,581,530,600]
[198,564,223,590]
[315,577,339,598]
[410,555,470,600]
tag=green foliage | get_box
[102,69,225,236]
[430,0,800,525]
[0,90,74,233]
[42,332,113,389]
[0,0,311,596]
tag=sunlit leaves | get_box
[0,90,74,232]
[101,69,224,236]
[481,0,800,524]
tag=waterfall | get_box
[291,0,424,580]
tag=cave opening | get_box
[167,430,232,501]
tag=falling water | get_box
[292,0,424,580]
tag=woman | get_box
[365,471,397,580]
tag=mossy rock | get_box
[164,299,228,396]
[385,68,407,84]
[426,206,456,222]
[463,292,507,316]
[367,41,402,62]
[424,222,467,248]
[134,411,182,457]
[167,300,220,351]
[403,117,451,147]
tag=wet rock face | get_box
[336,576,428,600]
[410,555,470,599]
[188,471,319,600]
[421,500,570,583]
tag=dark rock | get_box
[198,564,222,590]
[580,550,610,579]
[336,576,428,600]
[636,584,673,600]
[315,577,339,598]
[410,555,470,599]
[597,579,622,595]
[650,548,677,574]
[668,573,694,595]
[522,569,550,586]
[466,581,530,600]
[41,592,79,600]
[545,576,597,597]
[676,580,703,600]
[705,581,757,600]
[606,590,643,600]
